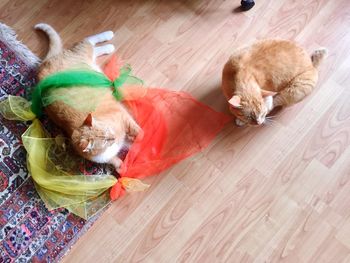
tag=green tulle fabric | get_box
[31,65,143,116]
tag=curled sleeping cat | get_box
[222,39,327,126]
[35,23,142,172]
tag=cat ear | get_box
[229,95,241,108]
[84,113,94,127]
[261,89,278,97]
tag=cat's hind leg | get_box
[93,44,115,57]
[86,31,114,46]
[273,69,318,108]
[85,31,115,59]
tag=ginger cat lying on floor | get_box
[222,39,327,126]
[35,23,142,172]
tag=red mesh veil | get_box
[104,55,232,199]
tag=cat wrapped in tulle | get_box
[35,23,142,172]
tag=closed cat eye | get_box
[91,136,115,140]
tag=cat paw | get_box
[134,129,145,141]
[99,31,114,42]
[264,96,274,112]
[86,31,114,45]
[127,129,144,142]
[93,44,115,57]
[235,118,247,127]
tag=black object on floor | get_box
[241,0,255,11]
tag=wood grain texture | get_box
[1,0,350,262]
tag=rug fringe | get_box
[0,22,40,68]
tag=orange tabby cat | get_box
[222,39,327,126]
[35,23,142,171]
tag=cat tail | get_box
[34,23,62,60]
[311,48,328,68]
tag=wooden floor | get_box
[2,0,350,262]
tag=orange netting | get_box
[104,55,232,200]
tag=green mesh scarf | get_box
[31,65,141,116]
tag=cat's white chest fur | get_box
[91,141,124,163]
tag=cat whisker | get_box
[264,118,277,127]
[265,116,276,121]
[265,117,277,122]
[265,118,276,123]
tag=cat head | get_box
[228,90,276,126]
[71,113,124,155]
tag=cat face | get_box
[229,94,270,126]
[71,113,125,156]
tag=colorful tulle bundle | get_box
[0,55,231,219]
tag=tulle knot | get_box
[111,65,132,101]
[110,177,150,201]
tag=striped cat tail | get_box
[34,23,62,60]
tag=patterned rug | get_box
[0,23,101,263]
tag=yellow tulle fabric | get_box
[0,96,117,219]
[0,95,36,121]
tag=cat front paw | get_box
[264,95,274,112]
[134,129,144,141]
[235,118,247,127]
[127,122,144,142]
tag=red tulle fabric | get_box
[104,55,232,200]
[109,182,126,200]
